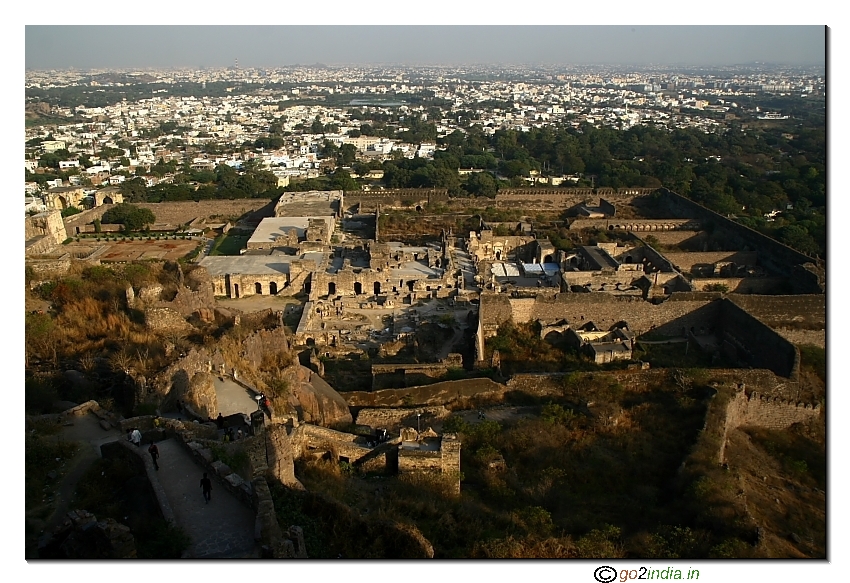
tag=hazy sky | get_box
[25,26,825,70]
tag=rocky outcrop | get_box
[283,365,352,427]
[186,371,218,419]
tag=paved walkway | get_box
[213,376,259,417]
[154,438,257,558]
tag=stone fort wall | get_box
[720,388,821,463]
[481,292,722,337]
[659,189,823,292]
[478,292,802,379]
[62,205,113,238]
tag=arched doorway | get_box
[543,254,554,263]
[328,282,336,296]
[233,284,240,298]
[354,282,362,295]
[374,282,381,295]
[103,196,114,205]
[255,282,263,295]
[407,281,414,292]
[270,282,278,295]
[495,250,502,260]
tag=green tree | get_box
[463,172,499,198]
[101,203,156,232]
[328,169,359,191]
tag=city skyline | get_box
[25,25,826,71]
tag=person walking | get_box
[200,472,212,504]
[148,442,160,470]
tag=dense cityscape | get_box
[25,31,826,565]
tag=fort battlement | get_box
[719,387,821,463]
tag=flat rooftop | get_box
[391,261,441,279]
[248,216,334,246]
[274,190,342,217]
[199,255,293,276]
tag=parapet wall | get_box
[720,388,821,463]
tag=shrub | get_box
[136,520,191,559]
[541,403,577,426]
[61,206,82,218]
[574,524,624,558]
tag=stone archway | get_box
[374,281,381,295]
[255,282,263,295]
[354,282,363,295]
[270,282,278,295]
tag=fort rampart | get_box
[719,388,821,463]
[658,189,823,292]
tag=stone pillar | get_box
[251,410,265,436]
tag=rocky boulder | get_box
[282,365,352,427]
[186,371,218,419]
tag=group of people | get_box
[222,426,244,442]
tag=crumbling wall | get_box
[693,277,787,294]
[479,292,720,340]
[354,406,451,431]
[774,328,825,349]
[145,306,194,333]
[26,257,72,276]
[243,324,290,358]
[371,358,464,390]
[160,266,216,316]
[345,378,506,408]
[267,424,299,487]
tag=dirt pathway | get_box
[41,414,123,534]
